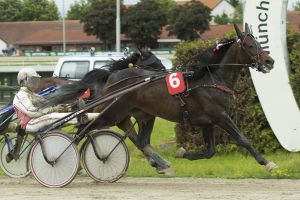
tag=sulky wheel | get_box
[29,132,79,188]
[0,136,31,178]
[81,129,130,183]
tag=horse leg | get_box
[203,126,216,158]
[117,117,140,148]
[118,116,172,174]
[117,118,158,166]
[137,117,172,173]
[90,101,171,173]
[179,125,216,160]
[216,111,278,171]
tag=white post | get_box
[244,0,300,151]
[116,0,121,52]
[62,0,66,55]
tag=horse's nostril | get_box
[266,59,274,65]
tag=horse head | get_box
[137,48,166,70]
[234,23,274,73]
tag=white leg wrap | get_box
[265,161,279,172]
[26,112,100,132]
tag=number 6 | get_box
[169,73,180,88]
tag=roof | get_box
[0,20,129,45]
[199,0,222,9]
[126,0,222,9]
[0,11,299,46]
[287,11,300,33]
[0,20,96,45]
[201,24,239,40]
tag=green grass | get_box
[1,118,300,179]
[127,149,300,178]
[121,118,300,179]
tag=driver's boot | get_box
[6,126,26,163]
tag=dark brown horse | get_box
[43,41,236,174]
[44,24,278,173]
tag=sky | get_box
[54,0,299,16]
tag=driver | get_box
[7,68,98,162]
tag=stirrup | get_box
[77,99,89,125]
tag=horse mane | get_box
[138,51,166,71]
[104,52,141,72]
[188,38,236,80]
[104,51,166,72]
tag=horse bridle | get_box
[237,33,266,71]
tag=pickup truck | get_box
[53,52,173,80]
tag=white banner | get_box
[244,0,300,151]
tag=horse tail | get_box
[44,69,111,107]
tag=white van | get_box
[53,53,173,80]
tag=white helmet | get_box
[17,68,41,88]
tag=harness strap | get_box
[215,85,235,96]
[175,94,190,125]
[187,84,235,96]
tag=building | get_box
[286,11,300,33]
[0,20,101,56]
[174,0,235,24]
[0,10,299,56]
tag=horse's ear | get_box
[245,23,251,34]
[234,24,243,38]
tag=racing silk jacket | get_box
[13,87,55,129]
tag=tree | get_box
[122,0,167,48]
[231,2,243,24]
[226,0,240,7]
[21,0,59,21]
[294,1,300,11]
[214,13,231,24]
[0,0,22,22]
[67,0,91,20]
[82,0,125,50]
[157,0,176,23]
[168,0,211,41]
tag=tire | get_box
[29,132,79,188]
[0,136,31,178]
[81,129,130,183]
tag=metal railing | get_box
[0,60,57,67]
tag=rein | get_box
[105,72,166,90]
[204,63,256,68]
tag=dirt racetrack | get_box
[0,176,300,200]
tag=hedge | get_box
[174,31,300,153]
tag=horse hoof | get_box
[175,147,186,158]
[265,161,279,172]
[157,168,175,176]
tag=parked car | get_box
[53,52,173,80]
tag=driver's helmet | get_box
[17,68,41,88]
